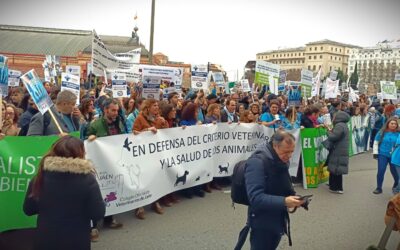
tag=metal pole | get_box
[149,0,155,64]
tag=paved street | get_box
[91,152,400,250]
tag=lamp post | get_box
[149,0,155,64]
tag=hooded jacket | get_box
[326,111,350,175]
[23,157,105,250]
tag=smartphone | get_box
[297,194,313,200]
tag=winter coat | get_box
[245,141,295,234]
[86,116,126,138]
[133,112,169,132]
[23,157,105,250]
[326,111,350,175]
[220,108,239,123]
[27,106,80,136]
[18,106,39,136]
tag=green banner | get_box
[301,128,330,188]
[0,133,79,233]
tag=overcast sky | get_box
[0,0,399,80]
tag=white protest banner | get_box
[61,73,80,105]
[329,70,338,81]
[85,124,301,216]
[269,76,279,94]
[111,72,128,98]
[191,64,208,89]
[241,79,251,92]
[114,49,142,61]
[325,78,339,99]
[65,65,81,78]
[142,65,183,89]
[142,75,161,100]
[212,72,225,87]
[20,70,53,114]
[0,55,8,96]
[312,67,322,97]
[380,81,397,100]
[8,70,21,87]
[91,31,141,81]
[301,69,313,98]
[255,60,280,86]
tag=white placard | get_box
[325,78,339,99]
[111,72,128,98]
[142,75,161,100]
[191,64,208,89]
[20,69,53,114]
[61,73,81,105]
[8,70,21,87]
[65,65,81,78]
[380,81,397,100]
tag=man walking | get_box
[236,131,304,250]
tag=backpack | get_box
[231,160,249,206]
[231,153,267,207]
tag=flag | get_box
[312,67,322,96]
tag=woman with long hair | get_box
[372,117,400,194]
[23,136,105,250]
[239,110,256,123]
[2,103,21,136]
[204,103,221,124]
[179,102,206,198]
[133,99,168,219]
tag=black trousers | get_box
[329,173,343,191]
[249,228,282,250]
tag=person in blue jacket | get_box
[392,133,400,193]
[240,131,304,250]
[372,117,400,194]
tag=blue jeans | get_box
[376,155,399,190]
[395,167,400,193]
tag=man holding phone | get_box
[235,131,304,250]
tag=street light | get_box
[149,0,155,64]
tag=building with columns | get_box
[256,39,360,81]
[347,39,400,87]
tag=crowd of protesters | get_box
[1,78,400,245]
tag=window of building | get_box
[308,65,311,70]
[314,55,317,59]
[309,56,311,59]
[334,56,337,60]
[314,47,317,51]
[340,49,342,52]
[273,54,275,58]
[310,48,312,51]
[331,56,333,60]
[339,57,341,61]
[347,50,349,53]
[320,55,323,59]
[331,47,333,51]
[313,65,316,70]
[330,66,332,71]
[295,53,297,56]
[321,46,323,50]
[335,48,337,52]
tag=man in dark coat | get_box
[326,111,350,194]
[243,131,304,250]
[220,99,239,122]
